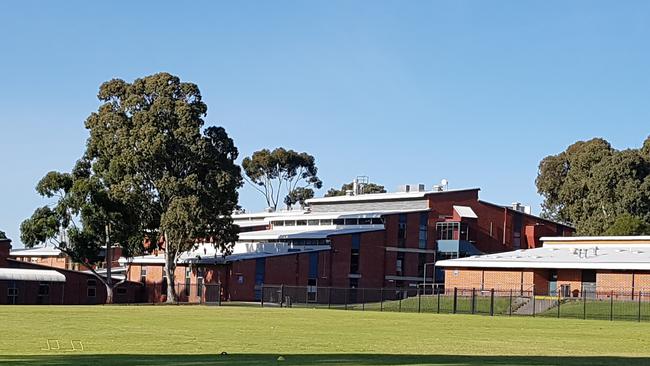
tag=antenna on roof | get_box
[440,179,449,191]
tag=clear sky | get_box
[1,1,649,247]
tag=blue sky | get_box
[1,1,649,247]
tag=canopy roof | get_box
[0,268,66,282]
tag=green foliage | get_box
[83,73,242,301]
[325,182,387,197]
[284,187,314,209]
[0,230,6,240]
[536,137,650,234]
[242,148,322,209]
[604,214,650,236]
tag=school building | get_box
[437,236,650,297]
[124,185,573,302]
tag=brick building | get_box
[0,237,142,304]
[125,186,572,302]
[437,236,650,297]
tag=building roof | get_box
[453,205,478,219]
[9,246,62,257]
[122,243,331,265]
[0,267,66,282]
[436,236,650,271]
[305,188,480,204]
[237,227,384,241]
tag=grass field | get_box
[538,298,650,321]
[2,305,650,365]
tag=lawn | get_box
[344,294,515,315]
[538,297,650,321]
[1,305,650,365]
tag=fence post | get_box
[362,288,365,311]
[398,291,402,313]
[583,289,587,320]
[638,291,642,322]
[418,286,421,313]
[217,283,221,306]
[557,290,560,319]
[490,289,495,316]
[509,289,513,316]
[471,288,476,314]
[328,287,332,309]
[610,291,614,321]
[437,290,441,314]
[280,284,285,308]
[380,287,384,312]
[452,287,457,314]
[344,288,348,310]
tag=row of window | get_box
[6,279,127,304]
[272,218,384,227]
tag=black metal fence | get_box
[254,284,650,322]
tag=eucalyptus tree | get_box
[20,164,143,303]
[242,148,322,210]
[536,137,650,234]
[82,73,242,302]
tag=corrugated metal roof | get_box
[0,268,66,282]
[436,243,650,270]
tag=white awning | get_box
[453,205,478,219]
[0,268,66,282]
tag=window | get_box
[358,218,371,225]
[274,220,284,227]
[38,283,50,296]
[436,222,469,241]
[398,214,407,247]
[308,219,319,226]
[296,220,307,226]
[319,219,332,225]
[333,219,345,225]
[284,220,296,226]
[87,279,97,298]
[371,218,384,225]
[185,267,192,297]
[140,266,148,283]
[417,253,427,277]
[344,218,358,225]
[419,212,428,249]
[396,252,405,275]
[196,268,203,296]
[7,285,18,305]
[350,234,360,274]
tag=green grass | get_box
[345,294,514,315]
[2,305,650,365]
[539,298,650,321]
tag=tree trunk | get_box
[105,283,114,304]
[105,224,113,304]
[164,234,178,303]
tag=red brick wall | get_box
[228,260,256,301]
[444,268,535,292]
[5,259,142,304]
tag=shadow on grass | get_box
[1,354,649,366]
